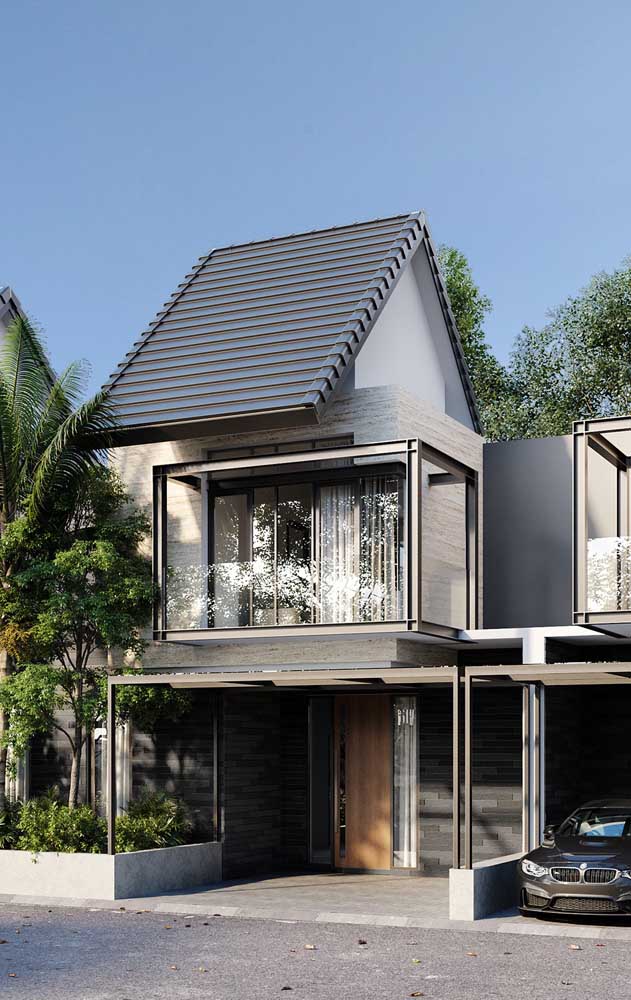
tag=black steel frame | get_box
[152,438,479,643]
[574,416,631,625]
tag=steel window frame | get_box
[574,418,631,624]
[152,437,479,641]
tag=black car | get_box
[518,799,631,917]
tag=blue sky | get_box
[3,0,631,391]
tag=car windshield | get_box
[559,808,631,838]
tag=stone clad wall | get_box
[221,692,309,879]
[419,686,522,874]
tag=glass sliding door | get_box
[211,492,250,627]
[392,695,418,868]
[206,464,405,630]
[359,476,403,622]
[277,484,313,624]
[319,483,358,623]
[252,487,276,625]
[318,475,404,624]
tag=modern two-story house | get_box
[23,212,631,915]
[104,211,484,879]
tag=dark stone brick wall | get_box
[221,692,309,879]
[546,687,631,824]
[132,689,215,838]
[280,695,309,868]
[419,686,522,873]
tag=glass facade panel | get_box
[319,483,358,622]
[392,695,417,868]
[586,438,631,613]
[252,487,276,625]
[319,476,404,624]
[212,493,250,627]
[277,484,313,624]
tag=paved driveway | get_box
[2,903,631,999]
[5,871,631,940]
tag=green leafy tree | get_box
[504,261,631,438]
[437,246,515,439]
[0,469,188,808]
[0,315,116,804]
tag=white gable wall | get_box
[353,244,474,430]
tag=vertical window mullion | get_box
[274,486,279,626]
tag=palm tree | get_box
[0,313,116,805]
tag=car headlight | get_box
[621,870,631,880]
[521,858,549,878]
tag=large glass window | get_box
[574,422,631,620]
[319,476,403,624]
[586,436,630,613]
[163,455,406,630]
[213,492,249,628]
[156,439,477,635]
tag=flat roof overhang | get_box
[108,661,459,691]
[108,659,631,692]
[466,661,631,684]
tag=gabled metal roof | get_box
[105,212,480,441]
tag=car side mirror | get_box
[543,824,556,845]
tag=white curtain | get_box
[359,476,401,622]
[393,696,417,868]
[318,477,402,624]
[319,484,358,622]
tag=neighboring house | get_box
[0,286,25,337]
[27,213,631,885]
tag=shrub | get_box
[115,791,191,853]
[16,793,107,854]
[0,799,22,849]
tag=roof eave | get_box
[109,400,322,447]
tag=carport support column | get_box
[522,682,545,854]
[107,679,116,855]
[464,669,473,869]
[521,629,547,852]
[452,666,463,870]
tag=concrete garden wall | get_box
[0,842,222,900]
[449,853,521,920]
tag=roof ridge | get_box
[200,211,422,258]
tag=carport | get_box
[104,657,631,918]
[452,661,631,919]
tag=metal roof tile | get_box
[105,212,480,439]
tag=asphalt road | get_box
[1,904,631,1000]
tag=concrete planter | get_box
[0,841,222,900]
[449,853,521,920]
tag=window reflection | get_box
[167,470,405,629]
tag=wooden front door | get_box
[334,694,392,870]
